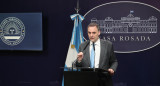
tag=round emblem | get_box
[0,17,25,46]
[83,1,160,53]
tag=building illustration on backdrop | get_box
[91,13,157,34]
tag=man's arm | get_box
[108,44,118,75]
[76,44,83,67]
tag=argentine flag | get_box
[62,14,84,86]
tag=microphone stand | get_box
[72,59,77,71]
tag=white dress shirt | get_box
[90,38,101,68]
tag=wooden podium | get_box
[63,67,109,86]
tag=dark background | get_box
[0,0,160,86]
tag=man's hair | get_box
[87,22,100,31]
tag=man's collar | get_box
[90,38,100,46]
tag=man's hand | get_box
[108,69,114,76]
[77,52,83,62]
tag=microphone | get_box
[82,41,90,52]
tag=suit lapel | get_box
[83,41,90,66]
[86,43,90,66]
[99,40,106,68]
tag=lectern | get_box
[63,67,109,86]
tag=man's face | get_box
[88,26,100,42]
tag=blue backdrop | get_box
[0,0,159,86]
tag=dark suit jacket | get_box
[76,39,118,72]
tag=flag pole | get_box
[75,0,80,14]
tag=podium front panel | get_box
[64,71,98,86]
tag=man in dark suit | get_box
[76,22,118,86]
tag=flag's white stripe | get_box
[65,42,78,67]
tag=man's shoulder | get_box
[100,39,112,45]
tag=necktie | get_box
[90,43,95,68]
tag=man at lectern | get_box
[76,22,118,86]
